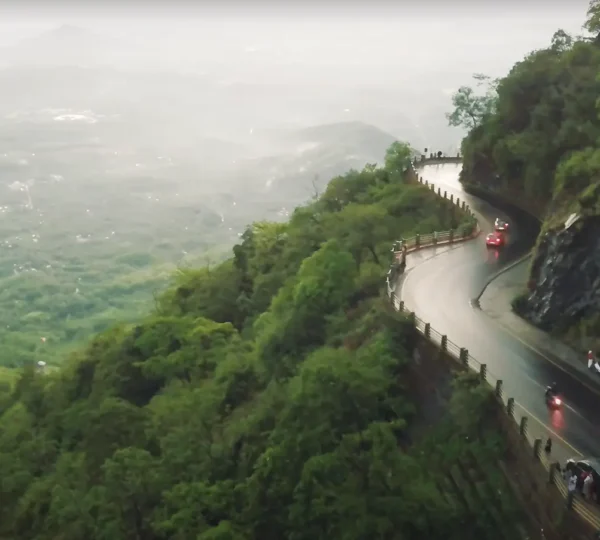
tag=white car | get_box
[494,218,509,232]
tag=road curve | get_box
[401,163,600,464]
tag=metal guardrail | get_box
[386,164,481,293]
[387,291,600,531]
[387,159,600,531]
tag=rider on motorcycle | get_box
[545,382,559,399]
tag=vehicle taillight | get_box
[554,398,561,405]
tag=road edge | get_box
[464,186,600,397]
[471,251,533,308]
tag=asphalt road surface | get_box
[401,163,600,465]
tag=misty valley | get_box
[0,58,415,369]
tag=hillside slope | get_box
[456,6,600,346]
[0,142,525,540]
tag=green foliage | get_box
[446,74,499,131]
[585,0,600,35]
[384,140,413,177]
[0,141,518,539]
[458,25,600,211]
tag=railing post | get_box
[399,301,405,312]
[479,363,487,381]
[519,416,528,437]
[533,438,542,460]
[419,176,423,183]
[437,187,441,196]
[408,312,416,326]
[441,335,448,351]
[425,179,429,186]
[430,183,435,191]
[507,397,515,417]
[450,194,454,203]
[459,348,469,366]
[549,462,558,485]
[415,234,420,248]
[495,379,503,398]
[456,197,460,207]
[449,229,454,243]
[444,190,447,199]
[424,323,431,338]
[433,232,437,245]
[462,201,466,210]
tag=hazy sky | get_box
[0,0,592,153]
[0,0,591,78]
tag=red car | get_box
[486,232,505,247]
[494,218,509,232]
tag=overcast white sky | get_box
[0,0,591,77]
[0,1,592,151]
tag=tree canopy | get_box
[585,0,600,36]
[453,10,600,215]
[446,74,498,131]
[0,143,524,539]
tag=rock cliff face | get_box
[522,215,600,331]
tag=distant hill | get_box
[0,25,138,68]
[230,121,400,208]
[252,121,397,156]
[283,121,397,155]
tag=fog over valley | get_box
[0,2,588,364]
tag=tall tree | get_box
[446,74,498,130]
[384,141,413,177]
[584,0,600,36]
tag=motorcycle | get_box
[545,393,563,409]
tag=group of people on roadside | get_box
[561,464,597,502]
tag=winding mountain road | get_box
[400,163,600,465]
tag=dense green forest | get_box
[0,142,525,539]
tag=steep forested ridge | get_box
[0,142,522,540]
[458,31,600,215]
[451,1,600,342]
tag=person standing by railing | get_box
[584,471,594,500]
[567,473,577,508]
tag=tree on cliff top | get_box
[446,74,498,131]
[585,0,600,36]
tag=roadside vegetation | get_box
[0,142,527,539]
